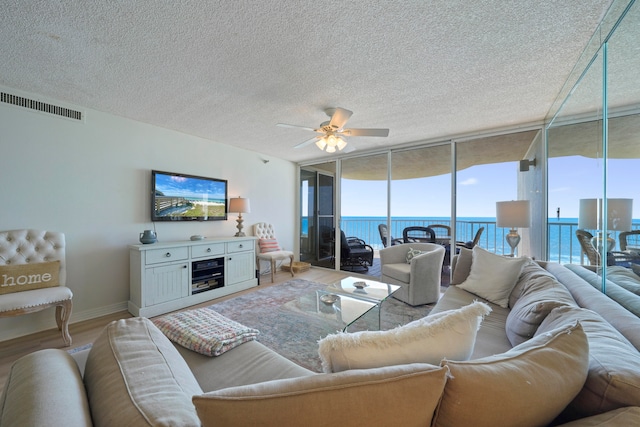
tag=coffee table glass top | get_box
[327,276,400,303]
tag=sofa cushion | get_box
[0,349,92,427]
[505,261,577,346]
[434,321,589,427]
[83,317,203,427]
[176,340,314,393]
[450,247,473,284]
[556,406,640,426]
[536,305,640,420]
[317,301,491,373]
[193,363,448,427]
[457,246,527,308]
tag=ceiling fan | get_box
[277,107,389,153]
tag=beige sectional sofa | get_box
[2,247,640,426]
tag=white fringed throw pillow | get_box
[318,301,492,373]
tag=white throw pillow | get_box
[457,246,527,308]
[317,301,492,373]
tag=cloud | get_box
[459,178,478,186]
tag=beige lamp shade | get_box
[496,200,531,228]
[229,197,251,214]
[578,198,633,231]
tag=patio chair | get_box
[380,242,445,305]
[620,230,640,252]
[576,229,601,266]
[455,227,485,250]
[377,224,403,247]
[429,224,452,267]
[339,230,374,271]
[402,226,436,243]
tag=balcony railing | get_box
[337,217,640,263]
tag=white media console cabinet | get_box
[128,237,258,317]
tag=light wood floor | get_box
[0,267,349,390]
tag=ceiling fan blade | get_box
[277,123,317,132]
[342,128,390,137]
[328,107,353,130]
[294,136,321,149]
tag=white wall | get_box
[0,89,297,342]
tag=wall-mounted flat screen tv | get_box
[151,170,228,221]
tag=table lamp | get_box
[496,200,530,257]
[578,198,633,253]
[229,197,250,237]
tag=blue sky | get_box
[341,157,637,219]
[156,173,226,199]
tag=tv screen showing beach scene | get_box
[151,170,228,221]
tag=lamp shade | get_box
[578,198,632,231]
[496,200,530,228]
[229,197,250,214]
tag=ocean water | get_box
[302,216,639,263]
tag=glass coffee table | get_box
[324,276,400,331]
[282,277,399,334]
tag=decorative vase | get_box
[139,230,157,244]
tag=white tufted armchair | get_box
[0,229,73,346]
[254,222,294,283]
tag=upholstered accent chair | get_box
[0,229,72,346]
[379,242,445,306]
[254,222,294,283]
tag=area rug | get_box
[209,278,434,372]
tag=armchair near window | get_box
[379,242,445,306]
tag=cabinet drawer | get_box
[145,247,189,265]
[227,240,254,253]
[191,243,225,259]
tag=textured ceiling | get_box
[0,0,617,163]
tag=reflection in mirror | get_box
[547,0,639,317]
[456,131,538,257]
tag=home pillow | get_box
[434,321,589,427]
[259,238,281,253]
[83,317,203,427]
[457,246,527,308]
[152,307,259,356]
[0,261,60,294]
[318,301,491,373]
[193,363,448,427]
[405,247,427,263]
[536,305,640,419]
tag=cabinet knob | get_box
[165,252,171,257]
[183,264,187,268]
[239,244,243,248]
[206,248,211,252]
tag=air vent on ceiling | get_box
[1,92,83,121]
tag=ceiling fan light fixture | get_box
[315,138,327,150]
[325,144,336,153]
[336,136,347,151]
